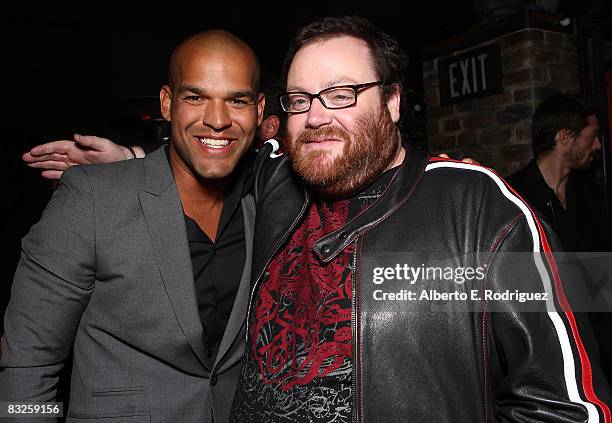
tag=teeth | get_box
[198,138,230,148]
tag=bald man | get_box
[0,30,263,422]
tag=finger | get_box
[22,151,36,163]
[74,134,108,150]
[29,140,75,156]
[26,160,70,171]
[437,153,450,159]
[74,134,93,147]
[461,158,479,165]
[23,152,70,163]
[40,170,64,180]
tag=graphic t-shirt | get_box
[231,169,395,423]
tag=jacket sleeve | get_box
[252,142,276,203]
[487,216,611,422]
[0,165,96,408]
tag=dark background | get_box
[0,1,604,325]
[0,1,591,137]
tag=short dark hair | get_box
[282,16,408,117]
[532,93,597,156]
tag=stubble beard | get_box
[567,143,595,171]
[286,106,401,199]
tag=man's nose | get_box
[593,135,602,151]
[305,97,333,129]
[203,100,232,130]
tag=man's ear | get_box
[555,128,574,147]
[256,93,265,127]
[260,115,281,140]
[385,83,401,124]
[160,85,172,122]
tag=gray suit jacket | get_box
[0,147,254,423]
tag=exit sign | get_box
[438,44,503,106]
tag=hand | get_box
[437,153,480,165]
[22,134,138,179]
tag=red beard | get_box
[286,106,400,199]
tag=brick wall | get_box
[423,28,580,176]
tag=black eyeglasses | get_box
[280,81,382,113]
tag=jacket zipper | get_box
[352,245,361,423]
[245,190,310,339]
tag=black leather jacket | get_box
[247,145,611,422]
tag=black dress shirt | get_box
[169,150,251,369]
[508,159,610,251]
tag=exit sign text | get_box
[438,44,503,106]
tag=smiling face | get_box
[285,36,401,198]
[161,34,263,182]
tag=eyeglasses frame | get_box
[279,81,383,113]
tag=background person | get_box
[509,93,612,384]
[508,93,609,252]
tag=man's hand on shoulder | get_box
[437,153,480,165]
[22,134,145,180]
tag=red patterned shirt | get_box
[232,169,394,423]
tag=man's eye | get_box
[333,94,350,100]
[229,98,248,106]
[183,95,203,103]
[291,97,307,106]
[330,92,353,102]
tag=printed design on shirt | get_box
[250,200,354,391]
[232,175,391,422]
[234,358,352,422]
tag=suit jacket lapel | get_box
[213,194,255,370]
[138,148,208,369]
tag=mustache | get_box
[293,125,351,145]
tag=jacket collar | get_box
[138,147,210,371]
[143,146,176,196]
[312,145,429,262]
[143,145,255,197]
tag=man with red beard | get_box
[229,16,611,423]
